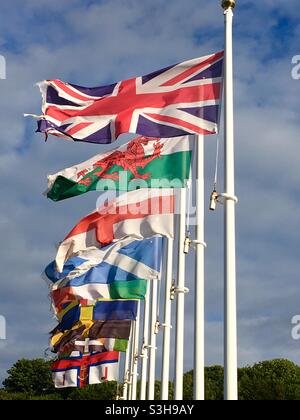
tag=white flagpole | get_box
[131,300,141,400]
[222,0,238,400]
[147,278,158,400]
[122,326,133,400]
[128,323,135,400]
[194,135,205,400]
[174,188,187,400]
[140,285,150,400]
[160,237,174,400]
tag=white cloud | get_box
[0,0,300,385]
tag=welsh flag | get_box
[46,135,193,201]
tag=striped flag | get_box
[46,135,193,201]
[51,320,132,354]
[55,188,174,272]
[55,299,139,333]
[33,51,223,143]
[52,351,119,388]
[54,338,128,356]
[52,279,147,313]
[71,338,128,354]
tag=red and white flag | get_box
[55,188,174,272]
[52,351,119,388]
[32,51,224,143]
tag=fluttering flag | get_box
[33,51,223,143]
[44,237,162,310]
[66,337,128,355]
[55,188,174,271]
[46,135,193,201]
[55,299,139,333]
[52,279,147,313]
[51,320,132,354]
[46,236,163,277]
[52,351,119,388]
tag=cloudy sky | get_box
[0,0,300,385]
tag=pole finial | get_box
[222,0,236,10]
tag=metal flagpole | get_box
[122,326,133,400]
[160,237,174,400]
[140,285,151,400]
[194,134,206,400]
[147,278,158,400]
[131,300,141,400]
[222,0,238,400]
[128,322,135,400]
[174,188,187,400]
[128,320,136,400]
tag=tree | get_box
[205,366,224,400]
[183,370,193,400]
[239,359,300,400]
[181,366,224,400]
[67,382,118,400]
[3,357,300,400]
[2,358,55,395]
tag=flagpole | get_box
[128,323,135,400]
[140,285,150,400]
[174,188,187,400]
[122,326,133,400]
[131,300,141,400]
[194,134,205,400]
[160,237,174,400]
[147,278,158,400]
[222,0,238,400]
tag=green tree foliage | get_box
[205,366,224,400]
[2,359,55,395]
[0,390,63,400]
[182,366,224,400]
[238,359,300,400]
[67,382,118,400]
[2,357,300,400]
[153,380,174,400]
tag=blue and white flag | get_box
[44,237,163,312]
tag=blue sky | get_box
[0,0,300,385]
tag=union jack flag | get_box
[35,51,223,144]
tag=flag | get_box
[34,51,223,143]
[46,236,163,277]
[54,337,128,356]
[51,320,132,353]
[55,299,139,332]
[46,135,193,201]
[55,188,174,270]
[45,237,162,310]
[52,351,119,388]
[72,338,128,354]
[52,279,147,313]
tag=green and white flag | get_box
[46,135,193,201]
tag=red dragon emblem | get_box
[78,136,163,185]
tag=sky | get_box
[0,0,300,385]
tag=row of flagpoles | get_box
[119,1,238,400]
[31,0,237,400]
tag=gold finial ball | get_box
[222,0,236,9]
